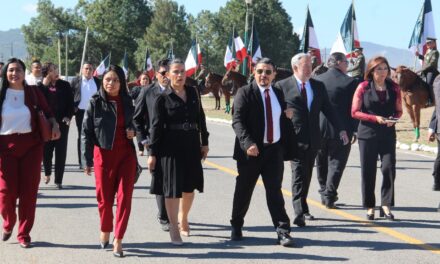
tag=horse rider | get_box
[308,48,319,71]
[347,47,366,82]
[195,64,208,92]
[416,37,439,106]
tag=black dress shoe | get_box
[293,216,306,227]
[230,227,243,241]
[433,184,440,191]
[277,233,295,247]
[56,184,63,189]
[113,251,124,258]
[2,231,12,241]
[100,241,109,249]
[304,213,315,220]
[325,201,338,209]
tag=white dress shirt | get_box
[0,89,32,135]
[25,74,42,85]
[258,85,281,144]
[78,76,98,110]
[293,75,314,111]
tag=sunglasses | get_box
[255,69,273,75]
[157,71,167,76]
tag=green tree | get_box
[214,0,300,70]
[187,11,224,73]
[135,0,191,69]
[77,0,152,74]
[22,0,82,75]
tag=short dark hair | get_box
[103,65,128,96]
[42,62,56,78]
[327,52,347,68]
[31,59,41,65]
[0,62,4,66]
[156,59,170,71]
[255,57,276,70]
[83,61,93,67]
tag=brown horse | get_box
[185,76,222,111]
[312,63,328,77]
[205,72,232,112]
[392,66,431,142]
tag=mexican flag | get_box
[408,0,436,58]
[93,54,110,77]
[330,3,360,57]
[299,6,321,64]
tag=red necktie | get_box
[301,82,308,108]
[264,89,273,143]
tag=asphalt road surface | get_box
[0,120,439,263]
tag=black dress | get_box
[149,85,209,198]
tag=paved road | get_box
[1,120,439,263]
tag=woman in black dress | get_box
[148,59,209,245]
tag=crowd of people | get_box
[0,39,439,257]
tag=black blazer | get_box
[232,81,295,161]
[276,76,342,152]
[39,79,74,122]
[70,76,101,109]
[133,82,165,143]
[313,68,358,139]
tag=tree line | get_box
[22,0,300,78]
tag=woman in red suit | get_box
[0,58,60,248]
[82,65,136,258]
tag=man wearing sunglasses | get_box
[230,57,295,247]
[276,53,348,227]
[133,59,170,231]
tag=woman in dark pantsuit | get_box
[40,62,74,188]
[148,58,209,245]
[351,56,402,221]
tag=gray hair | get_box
[169,58,185,68]
[291,53,310,67]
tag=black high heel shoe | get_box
[366,208,375,220]
[380,207,395,221]
[100,240,109,249]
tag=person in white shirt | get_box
[25,60,43,85]
[70,62,100,169]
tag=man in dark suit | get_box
[70,62,100,169]
[427,76,440,195]
[314,52,358,209]
[230,58,294,247]
[276,53,349,227]
[133,59,171,231]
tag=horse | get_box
[205,72,232,112]
[392,65,431,142]
[221,69,248,95]
[185,76,222,111]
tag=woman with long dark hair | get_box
[40,62,74,188]
[0,58,60,248]
[82,65,137,257]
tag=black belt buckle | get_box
[182,122,191,131]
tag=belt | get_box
[168,122,198,131]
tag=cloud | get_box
[22,3,38,15]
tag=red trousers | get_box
[0,133,43,243]
[93,142,136,239]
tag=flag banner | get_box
[185,39,198,76]
[121,50,128,79]
[330,3,360,57]
[299,6,321,64]
[224,32,236,70]
[143,48,154,80]
[408,0,436,58]
[234,30,247,63]
[93,54,110,77]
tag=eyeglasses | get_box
[157,71,167,76]
[255,69,273,75]
[374,67,389,72]
[171,70,186,76]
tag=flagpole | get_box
[80,27,89,75]
[65,31,68,78]
[351,0,355,54]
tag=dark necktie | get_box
[301,82,308,108]
[264,89,273,143]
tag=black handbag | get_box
[30,87,52,142]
